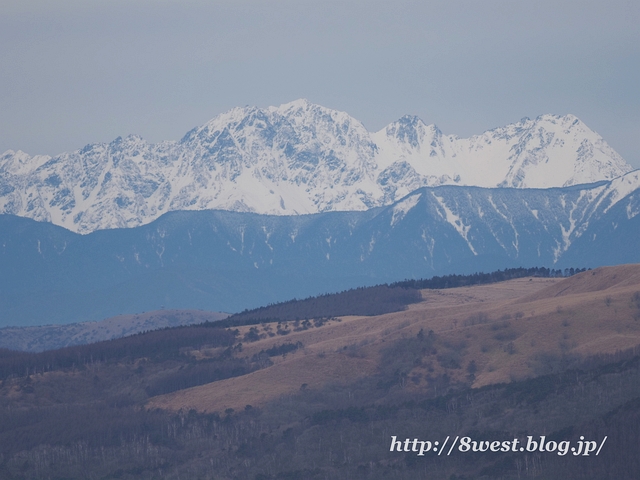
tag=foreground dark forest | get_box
[2,333,640,479]
[1,267,639,479]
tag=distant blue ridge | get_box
[1,182,638,327]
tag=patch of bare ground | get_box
[147,265,640,413]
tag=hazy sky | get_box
[2,0,639,167]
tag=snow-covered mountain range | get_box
[2,171,639,326]
[0,100,633,233]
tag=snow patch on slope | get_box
[431,192,477,255]
[391,193,421,226]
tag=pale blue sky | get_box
[1,0,639,167]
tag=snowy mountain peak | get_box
[0,149,51,175]
[273,97,315,113]
[0,101,633,233]
[380,115,442,152]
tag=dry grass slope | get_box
[148,265,640,413]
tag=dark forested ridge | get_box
[220,267,582,327]
[391,266,581,289]
[217,285,423,327]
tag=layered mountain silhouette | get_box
[1,170,639,326]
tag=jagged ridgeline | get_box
[1,100,631,234]
[217,267,579,327]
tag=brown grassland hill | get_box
[149,267,640,413]
[2,264,640,479]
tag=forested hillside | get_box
[222,267,577,327]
